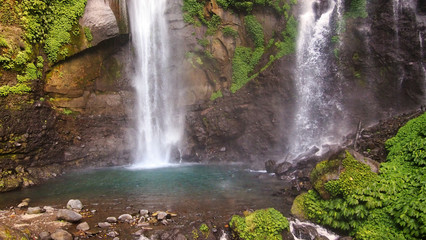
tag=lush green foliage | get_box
[210,89,223,101]
[345,0,368,18]
[222,26,239,38]
[244,15,264,47]
[84,27,93,42]
[230,46,264,93]
[230,208,289,240]
[206,15,222,35]
[301,113,426,239]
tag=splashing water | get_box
[128,0,183,168]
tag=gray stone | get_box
[138,236,150,240]
[113,238,119,240]
[98,222,112,228]
[39,231,51,240]
[27,207,43,214]
[107,231,119,237]
[106,216,117,223]
[80,0,120,46]
[51,229,72,240]
[57,209,82,222]
[156,211,167,220]
[118,214,132,222]
[139,209,149,216]
[43,206,55,213]
[76,222,90,231]
[17,198,30,208]
[66,199,83,210]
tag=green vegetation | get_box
[230,46,264,93]
[345,0,368,19]
[199,223,210,238]
[299,113,426,239]
[197,38,209,47]
[222,26,239,38]
[206,15,222,35]
[84,27,93,42]
[244,15,264,47]
[210,89,223,101]
[230,208,289,240]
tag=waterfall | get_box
[290,0,344,156]
[128,0,183,168]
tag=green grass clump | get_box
[230,208,289,240]
[299,113,426,239]
[210,90,223,101]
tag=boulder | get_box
[265,160,276,173]
[66,199,83,210]
[51,229,73,240]
[57,209,82,223]
[80,0,121,46]
[77,222,90,231]
[139,209,149,216]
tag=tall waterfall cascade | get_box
[289,0,345,156]
[128,0,183,168]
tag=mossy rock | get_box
[0,223,29,240]
[229,208,289,240]
[290,193,308,220]
[310,159,342,199]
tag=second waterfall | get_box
[128,0,183,168]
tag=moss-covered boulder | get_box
[229,208,289,240]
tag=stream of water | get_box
[128,0,183,168]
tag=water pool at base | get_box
[0,164,288,227]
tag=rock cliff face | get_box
[0,0,131,192]
[0,0,425,191]
[179,0,426,166]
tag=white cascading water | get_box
[128,0,183,168]
[290,219,340,240]
[290,0,343,156]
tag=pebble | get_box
[76,222,90,231]
[51,229,72,240]
[161,220,168,225]
[139,236,150,240]
[113,238,119,240]
[107,216,117,223]
[156,211,167,220]
[139,209,149,216]
[98,222,112,228]
[56,209,82,222]
[133,230,143,236]
[66,199,83,210]
[176,234,187,240]
[107,231,119,237]
[118,214,132,222]
[27,206,43,214]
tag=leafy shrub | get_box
[230,46,264,93]
[300,113,426,239]
[230,208,289,240]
